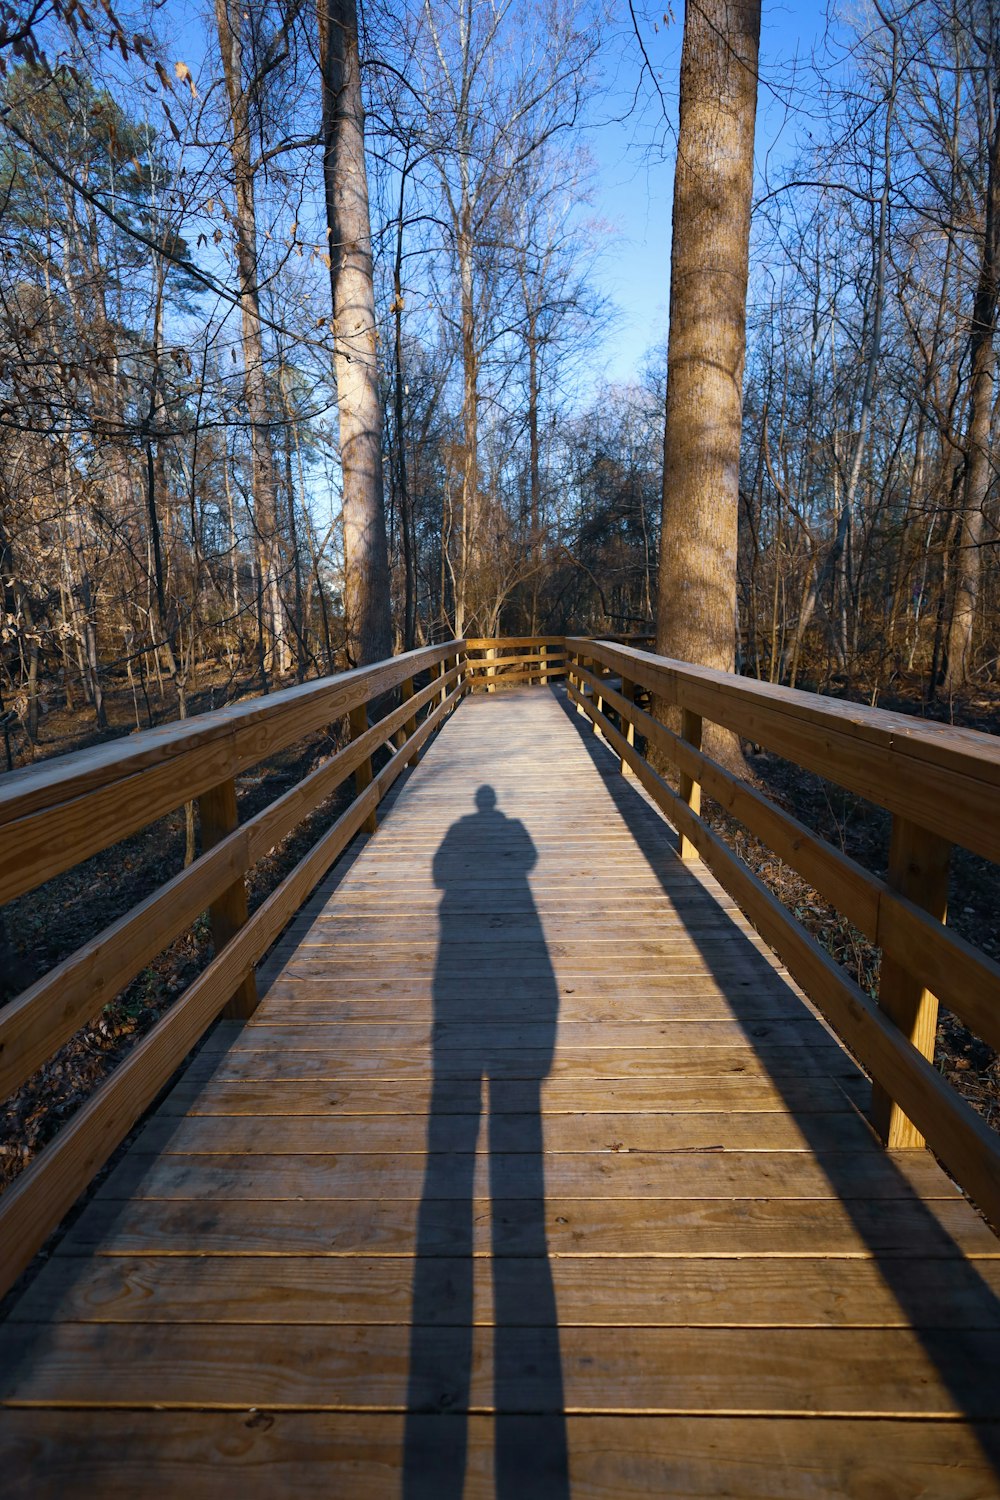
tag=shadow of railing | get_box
[403,784,569,1499]
[555,689,1000,1474]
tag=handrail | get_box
[565,637,1000,1228]
[6,628,998,1296]
[464,636,567,690]
[0,642,461,905]
[0,640,467,1295]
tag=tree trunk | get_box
[393,164,417,651]
[655,0,761,765]
[456,220,478,639]
[318,0,392,668]
[214,0,289,685]
[943,59,1000,695]
[527,312,541,634]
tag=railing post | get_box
[395,676,413,750]
[620,675,635,775]
[198,777,258,1020]
[349,702,378,834]
[539,642,546,686]
[593,663,604,734]
[678,709,703,862]
[872,817,950,1149]
[486,645,496,694]
[575,651,589,717]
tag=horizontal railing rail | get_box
[566,637,1000,1228]
[0,640,467,1295]
[464,636,567,690]
[7,628,997,1295]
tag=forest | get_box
[0,0,996,778]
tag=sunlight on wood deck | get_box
[2,686,999,1496]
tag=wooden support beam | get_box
[394,678,411,752]
[678,709,703,862]
[348,704,378,835]
[399,676,419,764]
[620,676,635,775]
[575,654,589,718]
[197,778,258,1020]
[872,818,950,1149]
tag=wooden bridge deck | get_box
[3,687,1000,1496]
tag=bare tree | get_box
[214,0,289,684]
[655,0,761,752]
[944,18,1000,693]
[318,0,392,667]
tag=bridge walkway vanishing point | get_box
[2,652,1000,1494]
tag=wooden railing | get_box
[464,637,567,690]
[566,637,1000,1227]
[0,640,466,1295]
[4,629,999,1295]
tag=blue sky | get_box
[588,1,839,387]
[157,0,841,401]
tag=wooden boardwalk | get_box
[3,686,1000,1496]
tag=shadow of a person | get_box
[403,785,569,1499]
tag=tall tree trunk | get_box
[655,0,761,763]
[214,0,289,685]
[943,57,1000,695]
[527,311,541,634]
[394,161,417,651]
[318,0,392,668]
[456,218,478,638]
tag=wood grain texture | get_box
[0,640,462,902]
[2,683,998,1495]
[568,678,1000,1228]
[0,680,463,1299]
[572,657,1000,1061]
[570,638,1000,862]
[1,1413,996,1500]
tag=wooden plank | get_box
[57,1191,1000,1259]
[678,708,702,861]
[178,1044,854,1083]
[465,637,567,648]
[573,638,1000,864]
[198,777,258,1021]
[0,834,246,1101]
[133,1109,876,1156]
[3,1321,1000,1415]
[13,1253,1000,1328]
[229,1019,828,1050]
[0,682,463,1300]
[158,1074,868,1118]
[1,1412,996,1500]
[0,667,467,1104]
[0,641,462,902]
[97,1148,957,1203]
[872,817,950,1149]
[576,662,1000,1063]
[253,995,820,1025]
[348,704,377,835]
[465,653,567,669]
[569,682,1000,1230]
[5,676,998,1491]
[469,667,567,688]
